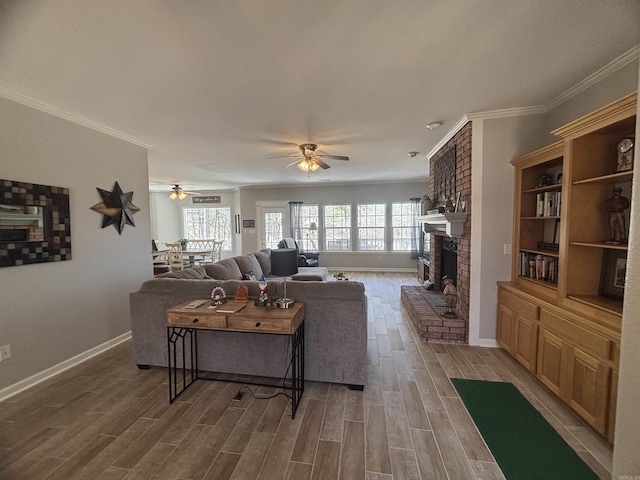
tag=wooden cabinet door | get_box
[514,314,538,373]
[537,329,565,397]
[608,370,618,443]
[497,304,516,353]
[565,347,611,434]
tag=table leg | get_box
[167,327,198,403]
[290,323,305,418]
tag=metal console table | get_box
[166,301,305,418]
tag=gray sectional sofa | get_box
[129,249,367,388]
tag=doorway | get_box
[257,205,289,249]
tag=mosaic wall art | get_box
[0,179,71,268]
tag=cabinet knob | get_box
[192,318,199,324]
[255,322,261,327]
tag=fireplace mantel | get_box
[417,212,468,238]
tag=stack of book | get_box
[519,252,558,284]
[536,191,562,217]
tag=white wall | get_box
[150,190,238,257]
[469,114,549,345]
[0,97,151,393]
[545,59,640,137]
[150,180,427,270]
[240,181,426,270]
[468,59,640,347]
[612,59,640,479]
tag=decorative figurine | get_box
[605,187,630,244]
[235,284,249,303]
[255,275,269,306]
[442,275,458,318]
[210,286,226,307]
[536,173,553,187]
[444,196,455,213]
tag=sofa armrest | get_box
[302,251,319,261]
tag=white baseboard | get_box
[0,332,131,402]
[326,267,415,273]
[469,338,500,348]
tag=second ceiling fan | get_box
[269,143,349,171]
[168,184,201,200]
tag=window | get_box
[357,203,385,250]
[324,204,351,250]
[300,204,319,251]
[184,207,232,250]
[263,211,283,249]
[392,202,414,251]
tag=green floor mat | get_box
[451,378,598,480]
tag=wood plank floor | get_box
[0,272,613,480]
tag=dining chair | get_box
[166,242,185,271]
[187,239,215,264]
[212,240,223,262]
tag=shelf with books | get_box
[517,251,559,286]
[501,93,635,442]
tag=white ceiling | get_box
[1,1,639,193]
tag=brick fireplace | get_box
[422,122,472,343]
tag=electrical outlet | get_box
[504,244,512,255]
[0,344,11,361]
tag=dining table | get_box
[181,249,214,265]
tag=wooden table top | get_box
[167,300,305,335]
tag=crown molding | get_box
[546,45,640,111]
[425,115,471,160]
[0,87,152,148]
[427,44,640,160]
[466,105,547,121]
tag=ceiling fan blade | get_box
[282,159,301,168]
[314,158,331,169]
[268,154,298,159]
[321,154,349,161]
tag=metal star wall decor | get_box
[90,181,140,235]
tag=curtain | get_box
[289,201,303,248]
[410,197,423,259]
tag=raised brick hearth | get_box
[401,286,467,344]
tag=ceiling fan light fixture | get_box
[169,185,189,200]
[298,159,319,172]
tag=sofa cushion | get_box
[253,249,271,276]
[234,254,264,279]
[203,258,243,280]
[158,266,208,279]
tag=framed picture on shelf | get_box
[599,249,627,299]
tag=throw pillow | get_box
[252,250,271,276]
[203,258,243,280]
[234,254,264,279]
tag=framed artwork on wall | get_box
[0,178,72,267]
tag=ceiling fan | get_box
[269,143,349,171]
[168,184,201,200]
